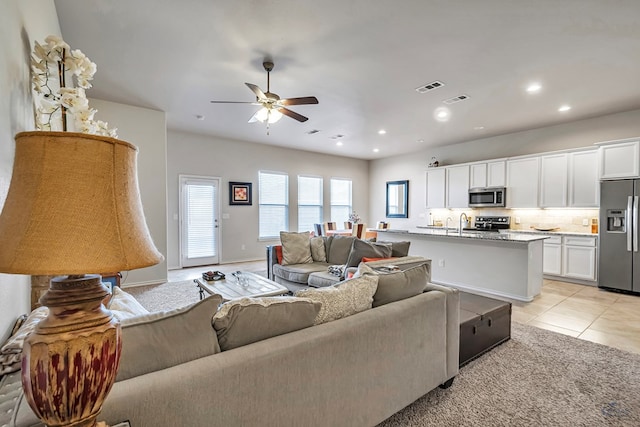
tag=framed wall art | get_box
[229,181,252,205]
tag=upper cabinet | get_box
[597,138,640,180]
[470,160,506,188]
[539,153,568,207]
[506,157,539,208]
[425,168,446,208]
[446,165,470,208]
[569,149,599,207]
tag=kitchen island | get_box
[378,228,548,301]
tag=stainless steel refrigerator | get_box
[599,179,640,293]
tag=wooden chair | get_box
[352,223,367,239]
[313,223,324,236]
[324,222,337,234]
[376,221,390,229]
[344,221,353,229]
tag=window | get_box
[330,178,352,224]
[259,171,288,238]
[298,175,323,232]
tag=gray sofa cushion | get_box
[295,275,379,324]
[213,297,321,350]
[310,236,327,262]
[327,236,356,265]
[273,262,331,284]
[389,241,411,257]
[345,238,393,267]
[357,261,429,307]
[116,294,223,381]
[280,231,313,265]
[308,270,343,288]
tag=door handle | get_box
[627,196,633,252]
[634,196,638,252]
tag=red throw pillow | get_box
[362,256,395,263]
[346,271,355,279]
[275,246,283,264]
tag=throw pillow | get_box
[295,275,379,325]
[345,238,393,267]
[108,287,150,320]
[310,236,327,262]
[275,245,283,264]
[362,256,396,263]
[280,231,313,265]
[326,235,356,265]
[213,297,321,351]
[116,294,224,382]
[357,262,429,307]
[377,240,411,257]
[0,307,49,375]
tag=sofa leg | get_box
[439,377,455,389]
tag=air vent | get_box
[415,81,445,94]
[330,134,345,140]
[306,129,320,135]
[443,94,470,104]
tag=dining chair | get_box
[344,221,353,229]
[324,222,337,234]
[313,223,324,236]
[352,223,367,239]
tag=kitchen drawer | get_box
[564,236,596,247]
[544,235,562,245]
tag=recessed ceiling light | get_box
[474,126,485,130]
[417,139,424,143]
[378,130,386,135]
[526,83,542,93]
[558,105,571,112]
[373,148,380,153]
[196,115,205,120]
[336,141,343,146]
[433,107,451,122]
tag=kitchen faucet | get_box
[459,212,469,233]
[445,217,454,233]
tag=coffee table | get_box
[194,271,289,301]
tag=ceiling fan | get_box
[210,60,319,126]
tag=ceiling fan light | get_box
[255,107,269,122]
[267,109,283,123]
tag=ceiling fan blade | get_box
[279,96,319,106]
[245,82,266,100]
[278,107,309,122]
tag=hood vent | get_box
[443,94,470,104]
[415,80,445,94]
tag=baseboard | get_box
[121,279,166,289]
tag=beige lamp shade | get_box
[0,131,163,275]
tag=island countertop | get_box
[382,227,548,243]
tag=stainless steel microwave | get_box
[468,187,506,208]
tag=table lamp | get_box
[0,131,163,427]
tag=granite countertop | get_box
[505,229,599,238]
[379,228,547,243]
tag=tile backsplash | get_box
[428,208,599,234]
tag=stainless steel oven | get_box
[468,187,506,208]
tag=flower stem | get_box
[58,48,67,131]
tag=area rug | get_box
[126,281,640,426]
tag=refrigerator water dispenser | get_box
[606,209,626,233]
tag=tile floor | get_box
[169,261,640,355]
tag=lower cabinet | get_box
[542,235,597,282]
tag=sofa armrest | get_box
[266,245,281,280]
[425,282,459,380]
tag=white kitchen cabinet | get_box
[487,161,506,187]
[562,236,597,281]
[506,157,539,208]
[425,168,446,208]
[470,163,487,189]
[569,149,599,207]
[446,165,469,208]
[539,154,568,207]
[543,235,562,275]
[598,139,640,180]
[470,160,506,188]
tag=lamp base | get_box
[21,274,122,427]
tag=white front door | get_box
[179,175,220,267]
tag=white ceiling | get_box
[54,0,640,160]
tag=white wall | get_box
[0,0,61,342]
[90,99,168,287]
[369,108,640,229]
[167,130,369,268]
